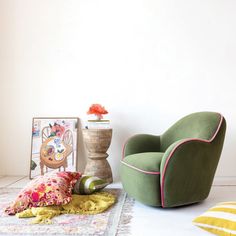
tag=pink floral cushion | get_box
[5,171,81,215]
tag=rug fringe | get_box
[116,193,135,236]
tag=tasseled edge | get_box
[15,191,116,224]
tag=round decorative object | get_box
[55,153,64,161]
[42,145,55,157]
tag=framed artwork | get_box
[30,117,79,179]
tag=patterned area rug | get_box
[0,188,134,236]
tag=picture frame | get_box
[29,117,79,179]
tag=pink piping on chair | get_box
[160,114,224,207]
[121,161,160,175]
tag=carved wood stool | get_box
[82,128,113,183]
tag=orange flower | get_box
[87,104,108,119]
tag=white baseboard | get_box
[213,176,236,186]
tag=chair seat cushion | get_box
[122,152,164,173]
[121,152,164,206]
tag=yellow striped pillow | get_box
[193,202,236,236]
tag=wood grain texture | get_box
[83,129,113,183]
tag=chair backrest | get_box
[160,112,224,151]
[42,126,51,143]
[63,129,73,146]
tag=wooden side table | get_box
[82,128,113,183]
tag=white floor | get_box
[131,186,236,236]
[1,176,236,236]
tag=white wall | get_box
[0,0,9,175]
[1,0,236,181]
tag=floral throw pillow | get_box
[5,171,81,215]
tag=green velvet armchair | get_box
[120,112,226,207]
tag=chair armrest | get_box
[123,134,161,159]
[160,139,188,172]
[160,138,220,207]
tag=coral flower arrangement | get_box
[87,104,108,120]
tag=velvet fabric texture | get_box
[120,112,226,207]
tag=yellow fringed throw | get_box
[16,192,116,224]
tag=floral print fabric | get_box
[5,171,81,215]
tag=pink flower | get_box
[49,123,66,137]
[56,131,62,137]
[51,126,57,133]
[31,192,40,202]
[37,183,46,192]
